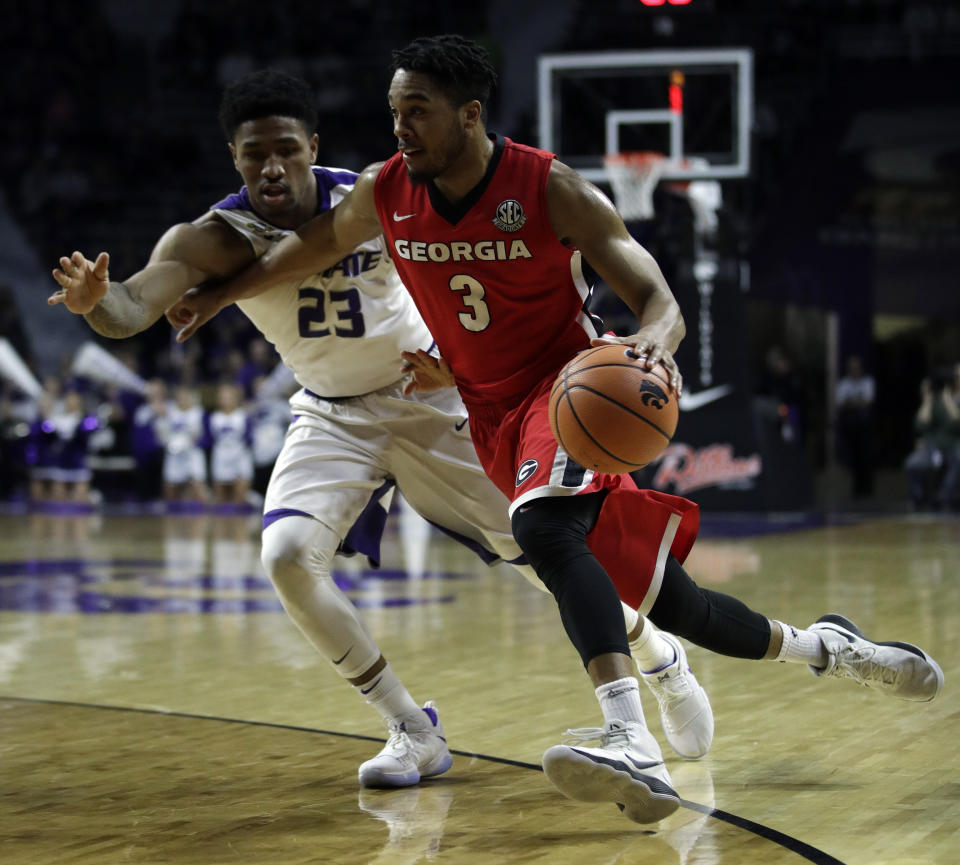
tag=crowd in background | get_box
[0,329,295,512]
[0,0,958,512]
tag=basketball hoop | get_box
[603,151,667,221]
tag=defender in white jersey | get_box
[49,70,714,786]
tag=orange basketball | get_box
[548,344,678,474]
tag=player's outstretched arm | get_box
[545,160,686,396]
[48,219,254,339]
[169,163,386,342]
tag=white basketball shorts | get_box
[263,383,523,567]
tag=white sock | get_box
[774,621,828,667]
[355,663,428,729]
[630,622,677,674]
[595,676,646,725]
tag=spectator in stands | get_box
[208,382,253,508]
[131,378,169,503]
[758,344,806,444]
[27,377,63,504]
[941,362,960,511]
[0,384,32,502]
[159,384,209,508]
[835,355,876,498]
[249,374,291,499]
[47,388,96,507]
[904,368,960,510]
[236,337,277,398]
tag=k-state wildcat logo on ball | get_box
[639,379,669,409]
[515,458,539,486]
[493,199,527,232]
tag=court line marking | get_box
[2,695,846,864]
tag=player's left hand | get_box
[401,349,455,395]
[165,286,227,342]
[591,333,683,397]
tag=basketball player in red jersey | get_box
[167,35,943,824]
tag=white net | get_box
[603,151,667,221]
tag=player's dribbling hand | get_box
[49,251,110,314]
[165,286,225,342]
[591,333,683,397]
[400,349,455,395]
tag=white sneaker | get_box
[638,632,714,759]
[808,614,944,702]
[358,701,453,788]
[542,720,680,823]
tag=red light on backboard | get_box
[669,71,684,113]
[639,0,693,5]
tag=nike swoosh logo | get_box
[393,211,417,221]
[678,383,734,411]
[454,417,468,431]
[332,648,352,665]
[359,677,382,695]
[624,755,665,772]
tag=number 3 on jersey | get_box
[449,274,490,332]
[298,286,366,338]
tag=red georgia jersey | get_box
[374,136,599,408]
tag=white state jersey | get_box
[210,167,433,397]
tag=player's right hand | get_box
[165,285,226,342]
[49,251,110,314]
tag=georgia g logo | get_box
[492,199,527,232]
[639,380,669,410]
[515,458,539,487]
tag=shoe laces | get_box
[382,725,415,756]
[835,644,902,688]
[647,667,691,705]
[560,724,631,748]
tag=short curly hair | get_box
[391,34,498,120]
[218,68,318,142]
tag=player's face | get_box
[229,116,319,227]
[388,70,470,184]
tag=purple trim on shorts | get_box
[262,507,313,530]
[423,519,502,566]
[339,480,395,566]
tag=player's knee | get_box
[511,503,571,571]
[511,496,599,590]
[261,516,338,600]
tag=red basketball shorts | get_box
[465,375,700,611]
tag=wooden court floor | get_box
[0,506,957,864]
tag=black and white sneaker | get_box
[808,614,944,702]
[542,720,680,823]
